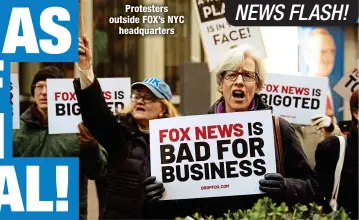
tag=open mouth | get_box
[232,90,245,100]
[136,106,145,112]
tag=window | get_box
[164,0,191,98]
[93,0,140,80]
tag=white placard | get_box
[334,63,359,100]
[150,110,277,200]
[193,0,266,71]
[11,73,20,129]
[259,73,329,125]
[47,78,131,134]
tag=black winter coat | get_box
[315,128,358,219]
[74,77,318,219]
[73,78,184,219]
[188,95,319,218]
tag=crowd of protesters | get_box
[13,34,358,219]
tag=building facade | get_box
[11,0,358,120]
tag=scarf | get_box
[138,125,150,134]
[216,98,256,113]
[31,104,48,127]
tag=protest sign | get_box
[11,73,20,129]
[259,73,329,125]
[47,78,131,134]
[193,0,266,70]
[334,60,359,100]
[150,110,277,200]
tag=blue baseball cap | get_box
[131,77,172,101]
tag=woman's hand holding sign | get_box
[311,114,333,131]
[259,173,316,205]
[259,173,286,194]
[311,113,343,138]
[143,176,165,201]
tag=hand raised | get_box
[78,35,92,71]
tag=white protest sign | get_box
[47,78,131,134]
[193,0,266,71]
[334,61,359,100]
[259,73,329,125]
[150,110,277,200]
[11,73,20,129]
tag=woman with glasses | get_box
[188,44,318,218]
[315,89,358,219]
[74,36,181,219]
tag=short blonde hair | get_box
[120,99,181,118]
[212,44,265,92]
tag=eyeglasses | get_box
[33,84,47,91]
[130,93,157,103]
[222,70,257,82]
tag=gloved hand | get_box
[143,176,165,201]
[311,114,332,130]
[259,173,286,194]
[77,122,97,146]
